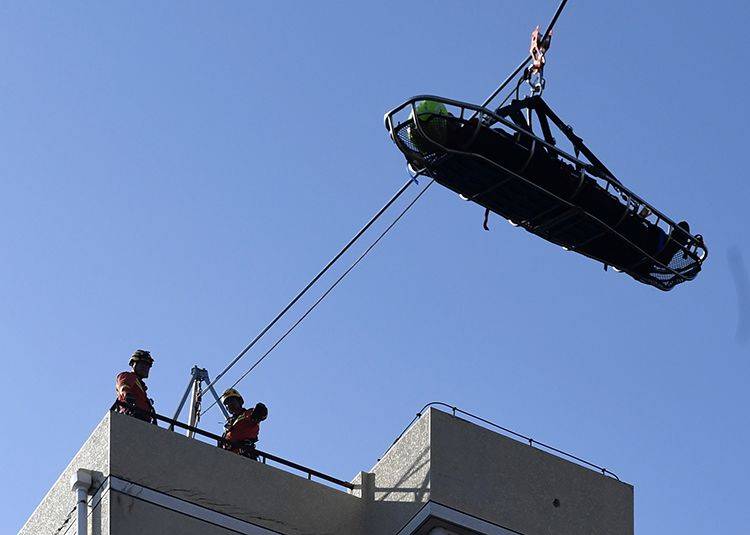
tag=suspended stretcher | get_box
[384,94,708,290]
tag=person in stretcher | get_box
[407,100,694,277]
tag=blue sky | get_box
[1,1,748,533]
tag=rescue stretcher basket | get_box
[384,95,708,291]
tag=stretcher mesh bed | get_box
[384,95,707,290]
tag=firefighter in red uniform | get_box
[115,349,156,424]
[219,388,268,458]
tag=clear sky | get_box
[2,2,748,533]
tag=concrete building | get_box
[19,406,633,535]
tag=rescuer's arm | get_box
[115,373,139,405]
[251,402,268,422]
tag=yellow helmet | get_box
[412,100,449,122]
[221,388,244,405]
[407,100,451,149]
[129,349,154,366]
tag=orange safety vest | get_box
[221,408,260,452]
[115,371,155,421]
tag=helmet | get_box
[412,100,449,122]
[407,100,450,149]
[129,349,154,367]
[221,388,244,405]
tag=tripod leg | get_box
[205,382,230,419]
[170,372,196,431]
[186,379,202,438]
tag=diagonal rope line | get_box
[202,178,417,393]
[203,179,435,414]
[204,0,571,394]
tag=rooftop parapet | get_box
[20,411,363,535]
[19,404,633,535]
[367,407,633,535]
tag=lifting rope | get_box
[473,0,570,118]
[202,179,435,414]
[202,0,572,405]
[203,178,418,394]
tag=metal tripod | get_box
[170,366,228,437]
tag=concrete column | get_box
[351,471,375,501]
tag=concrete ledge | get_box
[19,407,633,535]
[109,411,364,534]
[429,408,634,535]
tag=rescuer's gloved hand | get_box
[252,402,268,421]
[125,393,138,406]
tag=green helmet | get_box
[408,100,450,150]
[412,100,449,122]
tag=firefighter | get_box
[219,388,268,458]
[115,349,156,424]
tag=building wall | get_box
[110,494,234,535]
[19,407,634,535]
[108,412,364,535]
[365,411,432,535]
[90,492,110,535]
[428,408,634,535]
[18,416,111,535]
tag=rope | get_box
[202,178,417,394]
[472,0,571,118]
[203,179,435,415]
[496,76,525,112]
[204,1,572,394]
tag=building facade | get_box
[19,407,632,535]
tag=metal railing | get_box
[384,94,708,289]
[110,401,354,490]
[382,402,620,481]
